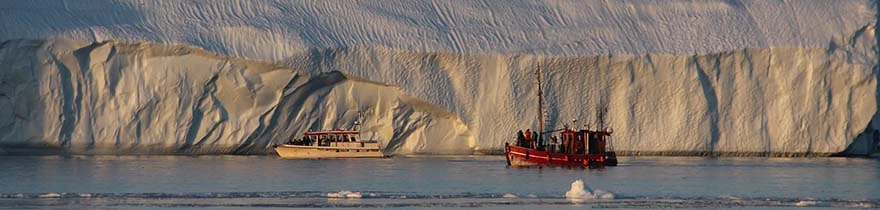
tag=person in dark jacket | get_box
[516,130,526,147]
[531,131,539,149]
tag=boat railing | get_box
[513,127,615,155]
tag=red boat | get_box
[504,66,618,168]
[505,128,618,168]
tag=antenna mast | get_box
[537,65,544,136]
[352,110,364,132]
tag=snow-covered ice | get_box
[0,0,873,57]
[327,191,362,199]
[0,39,473,154]
[0,0,878,155]
[564,179,614,201]
[37,193,61,198]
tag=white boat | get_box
[274,130,385,159]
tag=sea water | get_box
[0,156,877,209]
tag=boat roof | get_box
[304,130,360,135]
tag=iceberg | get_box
[565,179,614,201]
[0,39,474,155]
[0,0,878,155]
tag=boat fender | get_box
[525,151,530,160]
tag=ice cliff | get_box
[0,0,879,155]
[1,38,875,155]
[290,45,879,156]
[0,39,474,154]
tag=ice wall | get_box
[287,45,877,156]
[1,0,879,155]
[0,38,875,155]
[0,39,474,154]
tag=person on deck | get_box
[550,136,559,153]
[531,131,539,149]
[516,130,526,147]
[524,129,531,142]
[537,135,544,151]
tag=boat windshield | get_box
[291,132,362,146]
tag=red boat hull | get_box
[505,143,607,168]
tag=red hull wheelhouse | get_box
[504,129,618,168]
[505,144,606,167]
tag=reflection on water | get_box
[0,156,877,209]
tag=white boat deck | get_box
[274,142,384,159]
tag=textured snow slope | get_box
[287,45,877,155]
[0,0,878,155]
[0,0,874,57]
[0,39,474,154]
[0,38,874,155]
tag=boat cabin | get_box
[276,129,385,159]
[515,128,614,156]
[288,130,374,147]
[555,129,612,155]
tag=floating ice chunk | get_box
[78,193,92,198]
[565,179,592,199]
[327,191,362,199]
[565,179,614,201]
[846,202,874,208]
[795,200,817,207]
[503,193,518,198]
[38,193,61,198]
[593,189,615,199]
[720,195,742,200]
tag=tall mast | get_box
[537,65,543,136]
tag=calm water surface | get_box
[0,156,877,209]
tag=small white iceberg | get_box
[564,179,614,201]
[503,193,518,198]
[327,191,362,199]
[794,200,818,207]
[38,193,62,198]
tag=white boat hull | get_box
[274,142,384,159]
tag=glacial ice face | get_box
[286,46,878,155]
[0,38,875,155]
[0,0,879,155]
[0,39,474,154]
